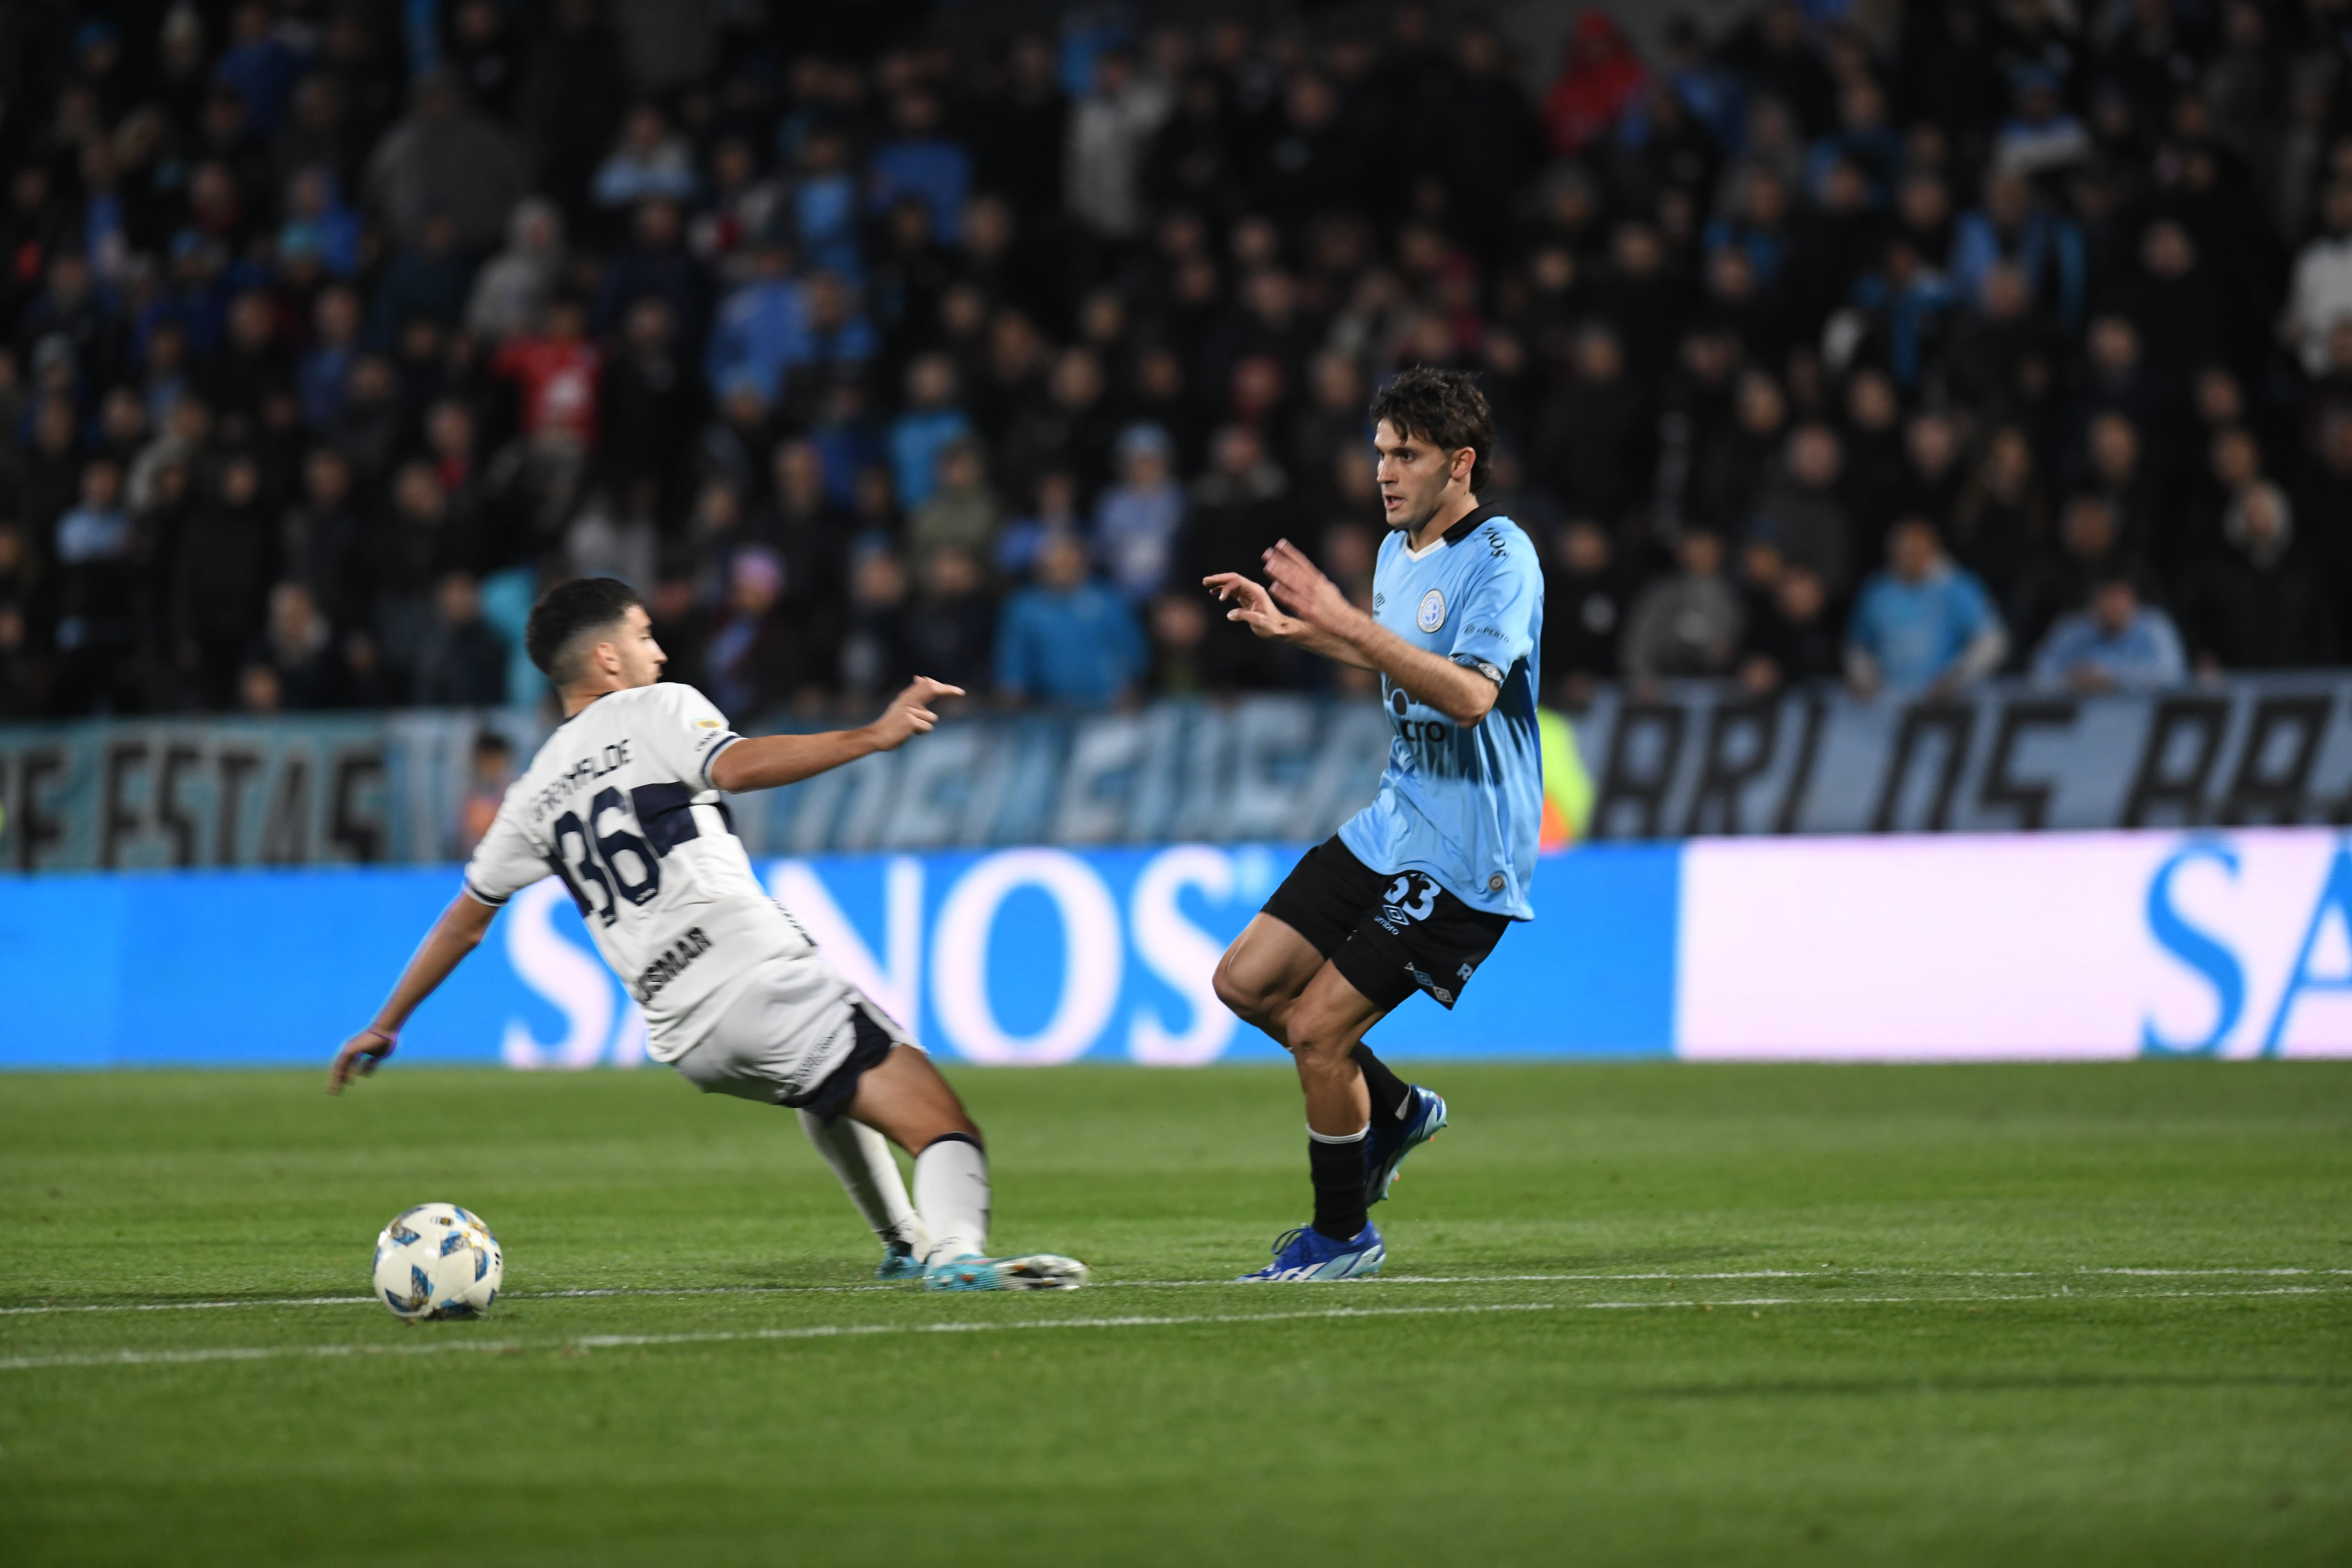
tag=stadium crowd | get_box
[1,0,2350,724]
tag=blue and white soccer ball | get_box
[372,1202,503,1321]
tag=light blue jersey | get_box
[1337,505,1544,920]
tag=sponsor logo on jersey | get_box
[1417,589,1446,633]
[636,926,713,1001]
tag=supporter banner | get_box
[3,679,2351,873]
[1573,673,2352,837]
[1,830,2345,1070]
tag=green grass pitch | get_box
[2,1060,2347,1566]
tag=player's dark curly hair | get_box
[1369,366,1494,493]
[526,577,644,682]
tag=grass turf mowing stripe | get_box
[6,1267,2346,1316]
[3,1286,2341,1373]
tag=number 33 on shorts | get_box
[1382,872,1438,922]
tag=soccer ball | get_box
[372,1202,503,1321]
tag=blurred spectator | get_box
[839,549,913,701]
[906,547,996,694]
[493,299,599,450]
[52,459,139,714]
[996,533,1145,708]
[909,441,1002,579]
[1621,529,1742,681]
[593,105,698,214]
[1752,423,1853,599]
[1094,424,1185,601]
[255,581,350,711]
[172,453,276,710]
[1065,50,1174,255]
[997,470,1084,583]
[1740,564,1841,693]
[702,547,797,718]
[363,70,526,255]
[1545,11,1648,157]
[890,354,973,512]
[2287,182,2352,378]
[412,572,509,707]
[1845,520,2007,697]
[2031,572,2187,693]
[1146,591,1212,695]
[2176,483,2336,670]
[466,199,565,343]
[455,730,515,859]
[1541,519,1636,705]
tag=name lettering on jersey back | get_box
[635,925,712,1001]
[528,740,632,822]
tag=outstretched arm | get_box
[708,677,965,793]
[327,892,498,1093]
[1241,541,1500,725]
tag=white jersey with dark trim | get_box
[462,682,834,1062]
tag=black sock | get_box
[1352,1043,1412,1122]
[1308,1129,1370,1242]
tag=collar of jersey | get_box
[1404,502,1501,560]
[555,687,626,728]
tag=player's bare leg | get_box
[842,1041,980,1152]
[842,1044,1087,1291]
[1216,909,1449,1281]
[1282,966,1385,1136]
[1212,914,1327,1043]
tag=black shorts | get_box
[1260,836,1512,1012]
[785,1003,897,1123]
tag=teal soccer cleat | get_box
[922,1253,1091,1291]
[1235,1222,1385,1281]
[875,1240,926,1281]
[1364,1086,1448,1207]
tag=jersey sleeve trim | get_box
[700,732,745,790]
[462,877,511,907]
[1453,653,1506,685]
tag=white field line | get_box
[0,1287,2341,1373]
[3,1266,2346,1318]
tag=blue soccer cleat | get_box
[1235,1222,1385,1281]
[1364,1086,1448,1207]
[875,1240,926,1281]
[922,1253,1091,1291]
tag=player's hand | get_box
[1261,540,1357,632]
[1204,571,1308,641]
[866,676,965,751]
[327,1028,396,1095]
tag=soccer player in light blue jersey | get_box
[1205,367,1542,1281]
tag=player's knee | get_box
[1211,952,1274,1024]
[1284,1006,1352,1065]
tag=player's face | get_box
[1373,420,1470,532]
[608,604,667,688]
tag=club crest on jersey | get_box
[1416,589,1446,633]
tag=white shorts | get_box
[669,955,913,1118]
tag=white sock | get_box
[798,1110,925,1254]
[913,1135,990,1263]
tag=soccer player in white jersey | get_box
[1205,368,1542,1281]
[326,577,1087,1292]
